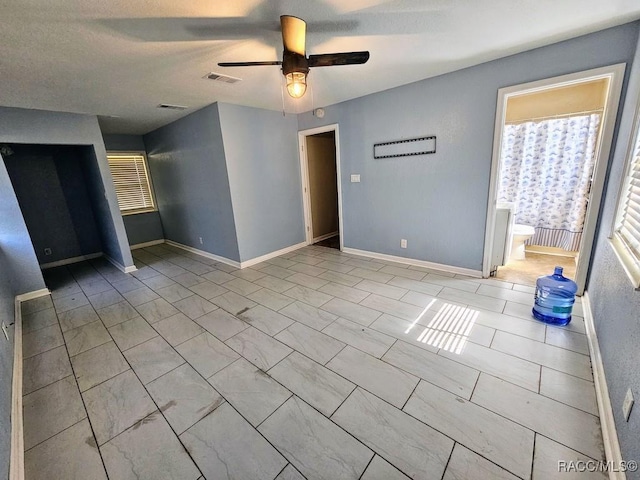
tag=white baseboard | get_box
[165,240,242,269]
[130,239,165,250]
[583,291,626,480]
[240,242,307,268]
[312,231,339,243]
[342,247,483,278]
[39,252,103,270]
[104,254,137,274]
[15,288,51,303]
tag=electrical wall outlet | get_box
[44,248,52,256]
[350,174,361,183]
[623,388,634,421]
[400,239,407,248]
[199,237,203,245]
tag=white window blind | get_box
[107,153,156,214]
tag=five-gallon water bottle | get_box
[532,266,578,326]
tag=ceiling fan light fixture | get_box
[286,71,307,98]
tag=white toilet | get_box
[510,224,536,260]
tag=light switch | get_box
[351,174,361,183]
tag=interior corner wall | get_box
[0,153,46,480]
[143,104,240,261]
[102,134,165,246]
[297,21,639,271]
[0,107,134,270]
[586,22,640,472]
[218,103,305,262]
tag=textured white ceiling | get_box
[1,0,639,135]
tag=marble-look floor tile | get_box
[259,396,373,480]
[23,376,86,450]
[50,282,82,300]
[22,308,58,334]
[491,331,592,380]
[421,274,480,293]
[24,419,107,480]
[327,346,418,408]
[71,341,129,391]
[83,370,156,445]
[367,314,439,353]
[140,274,176,291]
[361,455,409,480]
[471,309,546,342]
[194,309,249,341]
[360,294,424,321]
[279,301,337,330]
[181,402,286,480]
[317,271,361,289]
[545,326,589,355]
[97,301,139,328]
[254,274,297,293]
[389,276,443,296]
[540,367,598,415]
[87,290,124,310]
[230,267,267,282]
[23,323,64,358]
[81,279,115,297]
[223,277,263,296]
[123,287,161,307]
[344,260,384,272]
[321,297,382,326]
[355,279,408,300]
[63,320,111,356]
[21,295,54,315]
[123,336,185,384]
[269,351,355,416]
[383,341,479,399]
[438,340,540,392]
[108,316,158,351]
[265,257,298,269]
[260,264,296,280]
[147,364,224,434]
[289,253,324,265]
[237,304,294,336]
[348,267,393,283]
[247,288,294,311]
[58,304,101,332]
[404,380,534,479]
[188,280,228,300]
[209,358,291,426]
[476,284,533,305]
[153,313,205,346]
[176,332,239,378]
[284,284,333,307]
[443,443,520,480]
[101,413,200,480]
[315,260,356,274]
[225,326,292,371]
[472,374,604,461]
[112,277,145,294]
[171,295,217,320]
[53,293,89,313]
[275,322,345,364]
[322,317,395,358]
[203,269,238,284]
[332,388,452,480]
[156,283,195,303]
[211,291,257,316]
[275,464,306,480]
[532,435,607,480]
[438,287,506,313]
[173,271,206,288]
[135,297,180,324]
[23,346,73,395]
[318,281,370,303]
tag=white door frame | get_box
[298,124,343,251]
[482,63,626,294]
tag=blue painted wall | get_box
[102,133,165,246]
[3,145,103,263]
[0,107,133,269]
[298,22,639,271]
[588,24,640,476]
[218,103,304,262]
[144,104,240,261]
[0,154,46,479]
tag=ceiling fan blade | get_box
[280,15,306,56]
[218,61,282,67]
[308,51,370,68]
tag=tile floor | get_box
[21,244,604,480]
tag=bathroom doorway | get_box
[483,64,625,292]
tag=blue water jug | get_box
[532,266,578,326]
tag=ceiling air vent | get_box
[205,72,242,84]
[157,104,188,110]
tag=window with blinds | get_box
[107,153,156,215]
[612,105,640,288]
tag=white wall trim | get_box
[130,239,165,250]
[39,252,103,270]
[343,247,483,278]
[240,242,307,268]
[164,240,242,269]
[312,231,339,244]
[582,291,626,480]
[14,288,51,303]
[104,254,137,274]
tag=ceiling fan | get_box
[218,15,370,99]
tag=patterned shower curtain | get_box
[497,114,601,251]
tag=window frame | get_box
[610,91,640,290]
[106,151,158,216]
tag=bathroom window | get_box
[107,152,157,215]
[611,96,640,289]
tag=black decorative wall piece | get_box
[373,136,436,159]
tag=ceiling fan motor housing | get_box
[282,52,309,76]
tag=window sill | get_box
[609,234,640,290]
[121,209,157,217]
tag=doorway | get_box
[298,124,343,250]
[483,64,625,293]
